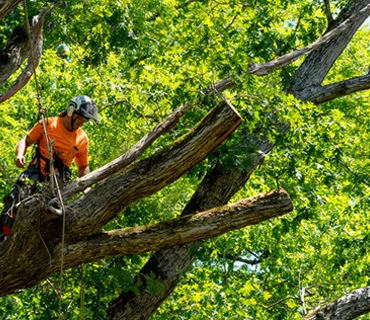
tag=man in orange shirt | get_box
[0,95,99,241]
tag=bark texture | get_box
[59,189,293,270]
[303,287,370,320]
[0,0,21,20]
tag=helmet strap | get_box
[70,114,76,131]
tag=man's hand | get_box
[78,165,90,178]
[15,155,26,168]
[15,135,35,169]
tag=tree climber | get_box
[0,95,100,241]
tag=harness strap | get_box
[34,145,71,181]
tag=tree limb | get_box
[57,189,293,271]
[305,74,370,104]
[303,286,370,320]
[0,3,60,103]
[106,118,287,319]
[289,0,370,99]
[249,3,370,76]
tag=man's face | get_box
[72,114,88,130]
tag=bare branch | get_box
[249,3,370,76]
[303,286,370,320]
[306,73,370,104]
[267,296,299,309]
[324,0,334,25]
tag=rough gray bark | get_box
[107,1,370,319]
[307,74,370,104]
[0,99,242,297]
[58,189,293,270]
[303,287,370,320]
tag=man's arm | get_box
[15,136,35,168]
[78,165,90,178]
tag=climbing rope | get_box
[21,1,67,318]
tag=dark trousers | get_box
[0,165,44,241]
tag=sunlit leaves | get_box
[1,0,370,318]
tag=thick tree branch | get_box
[249,3,370,76]
[306,74,370,104]
[59,102,194,202]
[289,0,370,99]
[65,99,242,238]
[107,119,288,319]
[57,189,293,271]
[303,286,370,320]
[0,3,60,103]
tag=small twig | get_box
[339,160,370,188]
[324,0,334,25]
[266,295,298,308]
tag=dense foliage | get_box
[1,0,370,318]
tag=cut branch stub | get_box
[59,102,194,202]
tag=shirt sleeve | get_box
[75,136,89,168]
[27,121,44,142]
